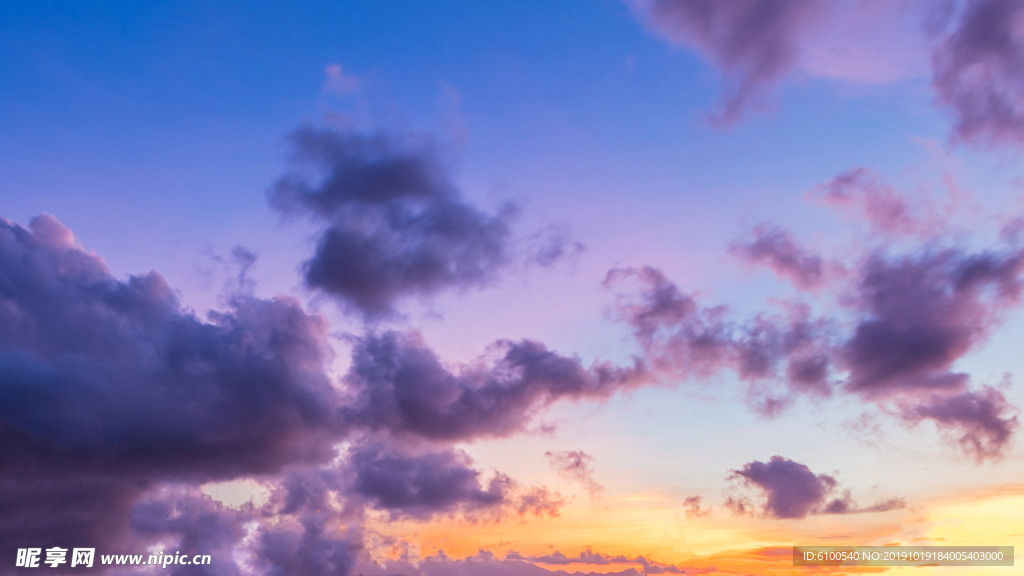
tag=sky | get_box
[1,1,1024,575]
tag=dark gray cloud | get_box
[730,224,829,290]
[729,456,904,519]
[636,0,825,125]
[340,330,644,442]
[545,450,603,496]
[932,0,1024,148]
[271,126,578,320]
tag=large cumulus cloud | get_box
[0,214,344,564]
[0,215,587,573]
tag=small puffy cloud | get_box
[730,224,831,289]
[901,386,1019,463]
[729,456,904,519]
[545,450,603,496]
[270,126,514,320]
[611,224,1024,460]
[324,63,360,96]
[683,496,711,518]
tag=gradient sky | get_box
[2,1,1024,575]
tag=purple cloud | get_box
[340,330,644,442]
[820,492,906,515]
[356,550,661,576]
[0,214,587,571]
[843,248,1024,397]
[345,443,507,520]
[609,236,1024,459]
[730,456,837,519]
[682,496,711,518]
[514,485,567,518]
[130,488,254,576]
[0,214,348,563]
[258,516,356,576]
[546,450,603,496]
[131,474,359,576]
[901,386,1019,462]
[635,0,1024,148]
[604,266,731,376]
[605,266,832,395]
[500,548,690,574]
[730,224,831,289]
[271,126,578,320]
[815,168,926,236]
[932,0,1024,148]
[730,456,904,519]
[635,0,826,125]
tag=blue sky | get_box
[3,2,1024,575]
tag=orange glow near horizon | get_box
[360,484,1023,576]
